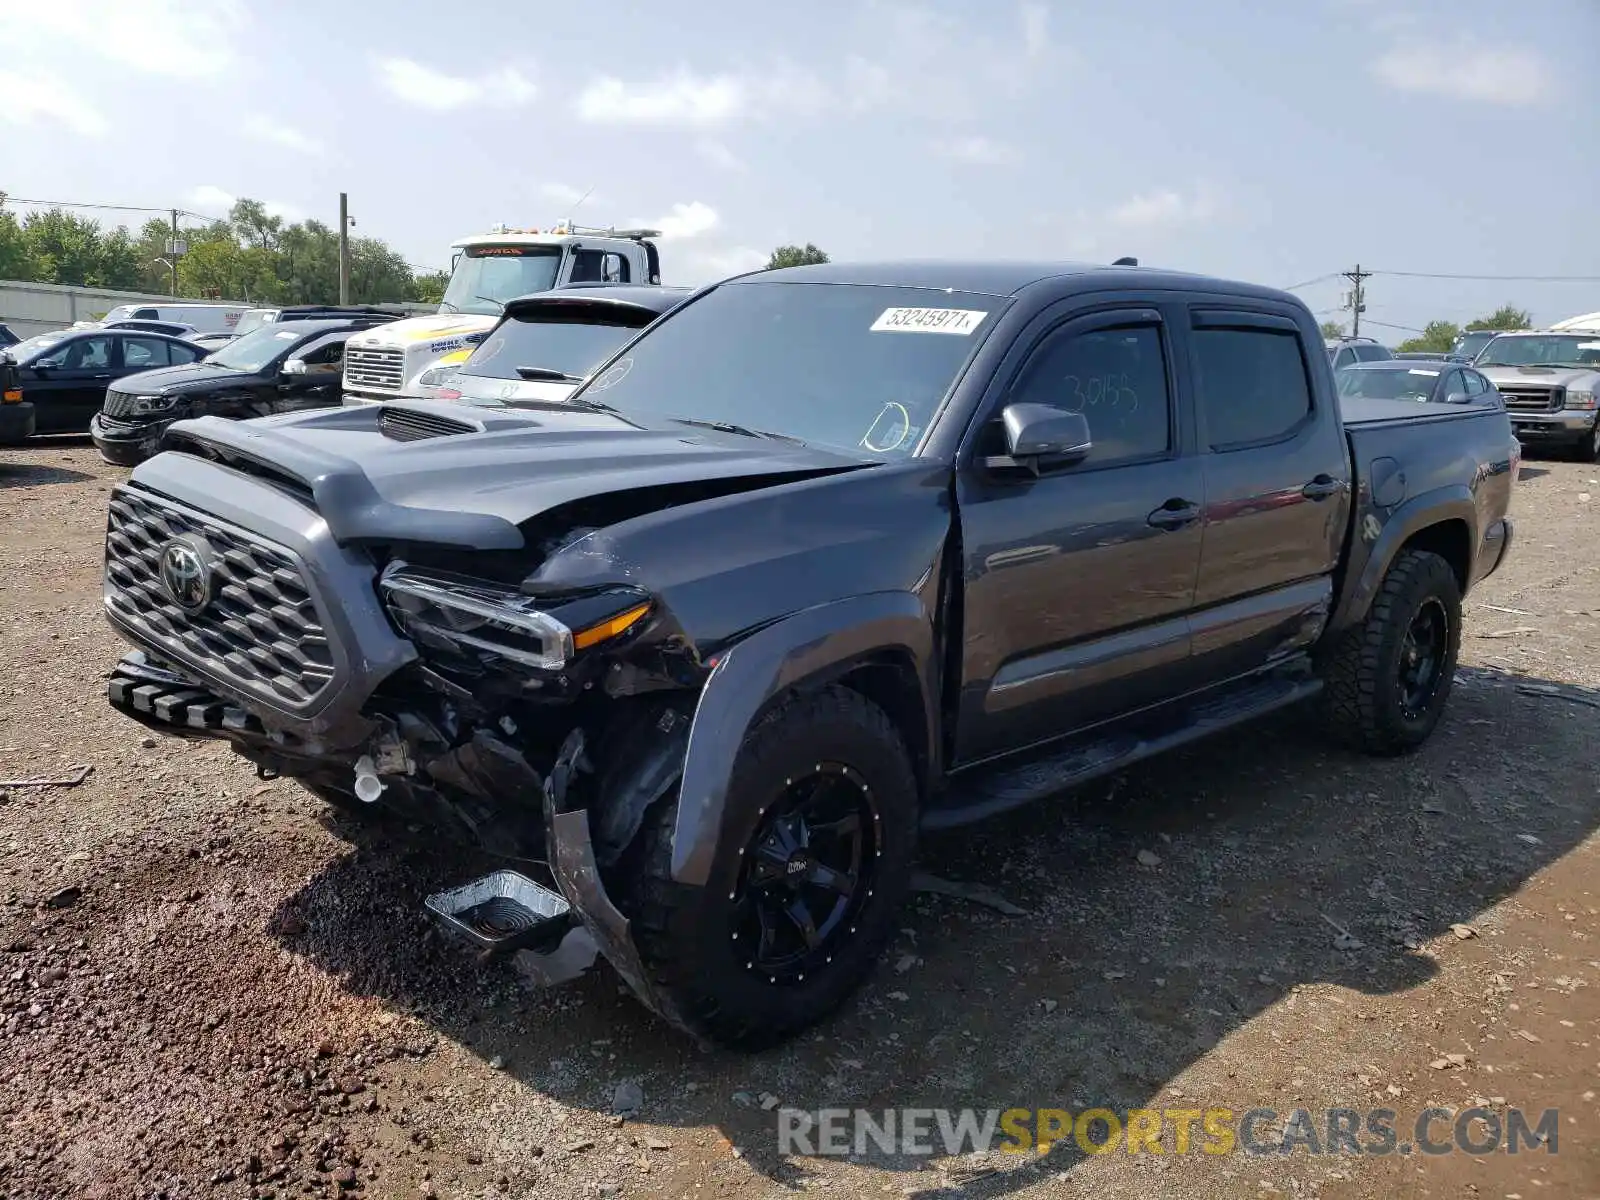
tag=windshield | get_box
[1476,334,1600,369]
[9,333,69,364]
[440,245,563,316]
[462,309,652,382]
[571,282,1004,456]
[1453,330,1498,358]
[205,326,305,372]
[231,311,276,338]
[1337,366,1438,401]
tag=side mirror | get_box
[282,358,308,376]
[30,365,49,379]
[1445,392,1469,404]
[993,402,1092,473]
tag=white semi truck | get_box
[342,223,662,403]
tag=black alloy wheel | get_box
[1396,597,1449,720]
[729,762,880,984]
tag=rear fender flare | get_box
[1334,486,1477,633]
[670,591,936,886]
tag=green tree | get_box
[94,227,148,290]
[1319,320,1345,340]
[349,237,414,303]
[20,209,105,285]
[410,269,450,305]
[766,243,829,270]
[1396,319,1461,354]
[0,201,31,280]
[1466,304,1532,332]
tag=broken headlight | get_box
[379,563,651,671]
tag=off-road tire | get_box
[616,685,918,1050]
[1322,548,1462,755]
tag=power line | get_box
[1282,272,1342,291]
[1373,269,1600,283]
[1,195,225,224]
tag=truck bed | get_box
[1340,395,1503,426]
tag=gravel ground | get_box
[1,436,1597,1199]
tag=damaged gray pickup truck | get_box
[103,260,1516,1048]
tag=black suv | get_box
[90,315,398,465]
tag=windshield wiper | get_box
[515,366,584,382]
[668,416,803,443]
[474,295,506,313]
[439,300,460,313]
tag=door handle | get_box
[1301,475,1346,501]
[1147,499,1201,530]
[93,374,112,380]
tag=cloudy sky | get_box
[1,0,1595,331]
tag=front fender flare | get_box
[1334,485,1477,635]
[670,591,936,886]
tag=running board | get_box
[926,670,1322,829]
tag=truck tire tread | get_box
[619,685,917,1050]
[1322,547,1461,756]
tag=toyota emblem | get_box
[158,536,214,616]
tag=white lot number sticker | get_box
[871,307,987,335]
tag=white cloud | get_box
[934,135,1016,165]
[0,69,108,137]
[576,71,745,128]
[633,201,720,240]
[1021,2,1049,58]
[375,58,536,111]
[680,246,768,286]
[1372,41,1553,105]
[243,115,324,156]
[0,0,244,78]
[1108,186,1221,230]
[187,186,302,223]
[695,139,745,172]
[539,182,595,208]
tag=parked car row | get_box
[1326,318,1600,461]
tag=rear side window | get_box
[464,308,652,382]
[1193,327,1314,450]
[1007,322,1172,467]
[121,337,173,369]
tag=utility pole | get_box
[1343,263,1371,338]
[169,208,179,297]
[338,192,351,305]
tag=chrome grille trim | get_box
[344,345,406,393]
[104,487,334,709]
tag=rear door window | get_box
[1192,322,1315,449]
[121,337,173,369]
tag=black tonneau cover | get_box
[1340,396,1500,427]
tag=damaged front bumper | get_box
[91,412,175,466]
[106,651,678,1020]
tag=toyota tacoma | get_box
[102,261,1516,1048]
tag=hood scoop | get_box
[379,405,481,442]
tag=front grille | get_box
[344,345,406,393]
[104,488,334,709]
[379,406,476,442]
[102,389,136,418]
[1498,386,1563,412]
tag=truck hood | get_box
[111,361,261,394]
[1478,364,1599,388]
[347,315,496,349]
[153,401,877,551]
